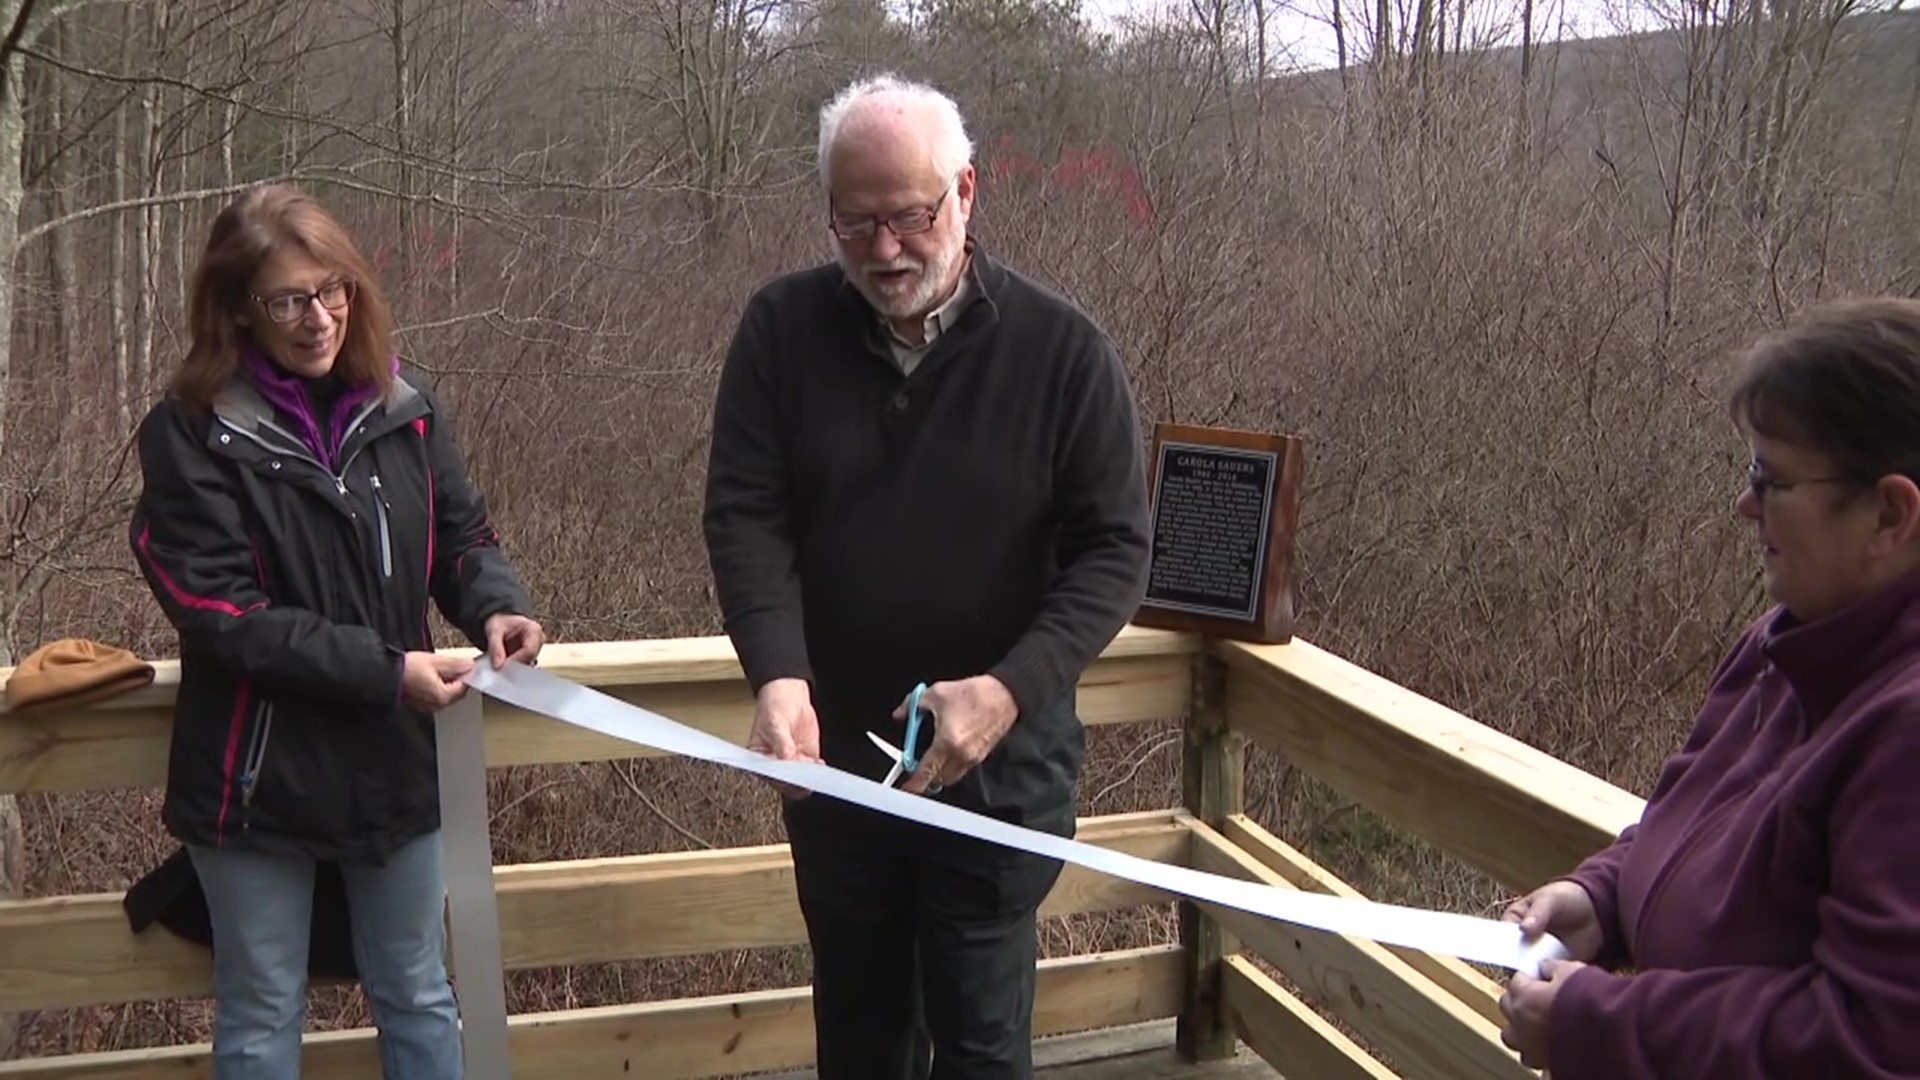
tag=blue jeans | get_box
[189,830,463,1079]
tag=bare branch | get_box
[614,763,715,849]
[16,41,679,199]
[395,306,508,335]
[15,38,249,96]
[14,176,308,251]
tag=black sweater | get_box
[701,246,1151,825]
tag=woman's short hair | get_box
[174,183,395,410]
[1730,297,1920,486]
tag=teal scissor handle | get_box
[901,681,930,774]
[902,681,941,793]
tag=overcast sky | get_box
[1076,0,1670,71]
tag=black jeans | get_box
[784,794,1067,1080]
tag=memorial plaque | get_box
[1132,423,1304,644]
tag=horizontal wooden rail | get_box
[1215,638,1645,893]
[0,811,1187,1012]
[0,627,1201,795]
[1185,819,1533,1080]
[0,945,1185,1080]
[1222,955,1394,1080]
[1218,814,1505,1027]
[0,625,1660,1080]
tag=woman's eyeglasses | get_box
[252,279,355,324]
[1746,461,1848,501]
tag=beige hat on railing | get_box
[3,638,155,712]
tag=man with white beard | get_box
[701,74,1152,1079]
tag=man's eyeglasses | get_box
[1746,461,1848,501]
[828,187,950,241]
[252,279,355,325]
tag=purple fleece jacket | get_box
[1553,570,1920,1078]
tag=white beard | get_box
[838,236,964,320]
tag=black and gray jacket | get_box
[128,356,531,863]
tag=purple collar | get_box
[241,345,389,472]
[1761,569,1920,722]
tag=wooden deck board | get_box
[1040,1047,1281,1079]
[750,1021,1283,1080]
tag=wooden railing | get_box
[0,626,1645,1078]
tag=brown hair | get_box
[174,183,395,410]
[1730,297,1920,488]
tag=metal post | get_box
[436,690,511,1078]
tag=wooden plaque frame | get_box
[1130,422,1304,644]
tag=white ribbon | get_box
[458,661,1567,984]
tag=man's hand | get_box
[1499,956,1583,1069]
[893,675,1018,795]
[484,612,546,669]
[402,651,474,712]
[751,677,822,799]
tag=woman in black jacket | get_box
[127,182,542,1078]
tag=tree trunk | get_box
[46,17,78,402]
[0,0,33,1046]
[390,0,415,295]
[109,5,132,432]
[173,115,188,345]
[446,0,466,308]
[1521,0,1534,85]
[1412,0,1433,109]
[1332,0,1348,84]
[0,11,28,484]
[131,1,162,413]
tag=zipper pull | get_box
[335,477,348,497]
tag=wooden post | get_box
[1,792,21,1058]
[1176,651,1244,1062]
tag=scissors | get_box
[866,681,942,793]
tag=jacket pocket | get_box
[238,700,276,830]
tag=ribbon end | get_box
[1514,931,1571,978]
